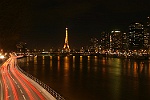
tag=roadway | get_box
[0,53,56,100]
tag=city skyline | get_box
[0,0,150,51]
[28,17,150,52]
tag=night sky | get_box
[0,0,150,51]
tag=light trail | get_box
[10,67,35,100]
[6,70,19,100]
[14,68,45,100]
[0,54,57,100]
[1,67,9,100]
[3,63,18,100]
[10,57,46,99]
[9,60,35,100]
[0,79,3,100]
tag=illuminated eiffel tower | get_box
[62,28,70,53]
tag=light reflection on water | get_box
[17,56,150,100]
[50,56,52,70]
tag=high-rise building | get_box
[147,16,150,28]
[110,30,122,52]
[89,37,99,53]
[128,23,144,50]
[143,17,150,50]
[146,17,150,54]
[122,33,128,51]
[100,32,110,51]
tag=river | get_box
[17,55,150,100]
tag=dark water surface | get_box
[17,56,150,100]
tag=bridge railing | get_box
[17,65,65,100]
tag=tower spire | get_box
[65,28,68,44]
[63,28,70,52]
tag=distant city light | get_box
[111,31,120,33]
[0,55,5,59]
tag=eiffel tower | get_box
[62,28,70,53]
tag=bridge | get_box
[0,53,65,100]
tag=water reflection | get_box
[26,56,29,66]
[80,56,83,72]
[63,56,70,89]
[34,56,37,64]
[87,56,90,72]
[122,60,150,78]
[64,56,69,75]
[93,56,98,72]
[50,56,52,70]
[42,56,45,73]
[133,62,138,77]
[33,56,37,75]
[73,56,75,71]
[57,56,60,72]
[18,56,150,100]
